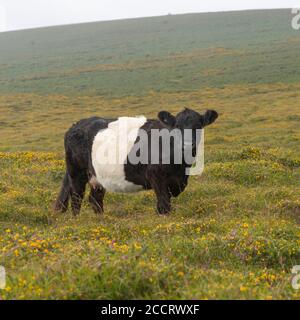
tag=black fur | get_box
[54,109,218,215]
[54,117,114,215]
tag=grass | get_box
[0,10,299,97]
[0,83,300,299]
[0,9,300,299]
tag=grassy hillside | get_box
[0,9,299,97]
[0,9,300,299]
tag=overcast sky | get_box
[0,0,300,32]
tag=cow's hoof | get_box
[157,207,171,215]
[53,201,68,213]
[92,207,104,215]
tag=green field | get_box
[0,9,300,299]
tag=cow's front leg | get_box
[156,191,171,215]
[149,176,171,215]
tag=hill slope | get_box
[0,9,300,96]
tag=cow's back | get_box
[64,117,114,173]
[91,116,147,193]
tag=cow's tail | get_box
[54,172,70,212]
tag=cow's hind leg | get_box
[89,185,106,214]
[70,171,87,216]
[54,172,71,213]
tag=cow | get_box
[54,108,218,215]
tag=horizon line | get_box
[0,7,293,34]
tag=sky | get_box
[0,0,300,32]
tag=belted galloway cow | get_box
[54,108,218,215]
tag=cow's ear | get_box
[203,110,218,127]
[158,111,176,127]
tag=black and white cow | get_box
[54,108,218,215]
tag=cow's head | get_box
[158,108,218,159]
[158,108,218,130]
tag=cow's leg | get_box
[54,172,70,213]
[89,185,106,214]
[70,171,87,216]
[149,176,171,215]
[156,189,171,215]
[87,161,105,214]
